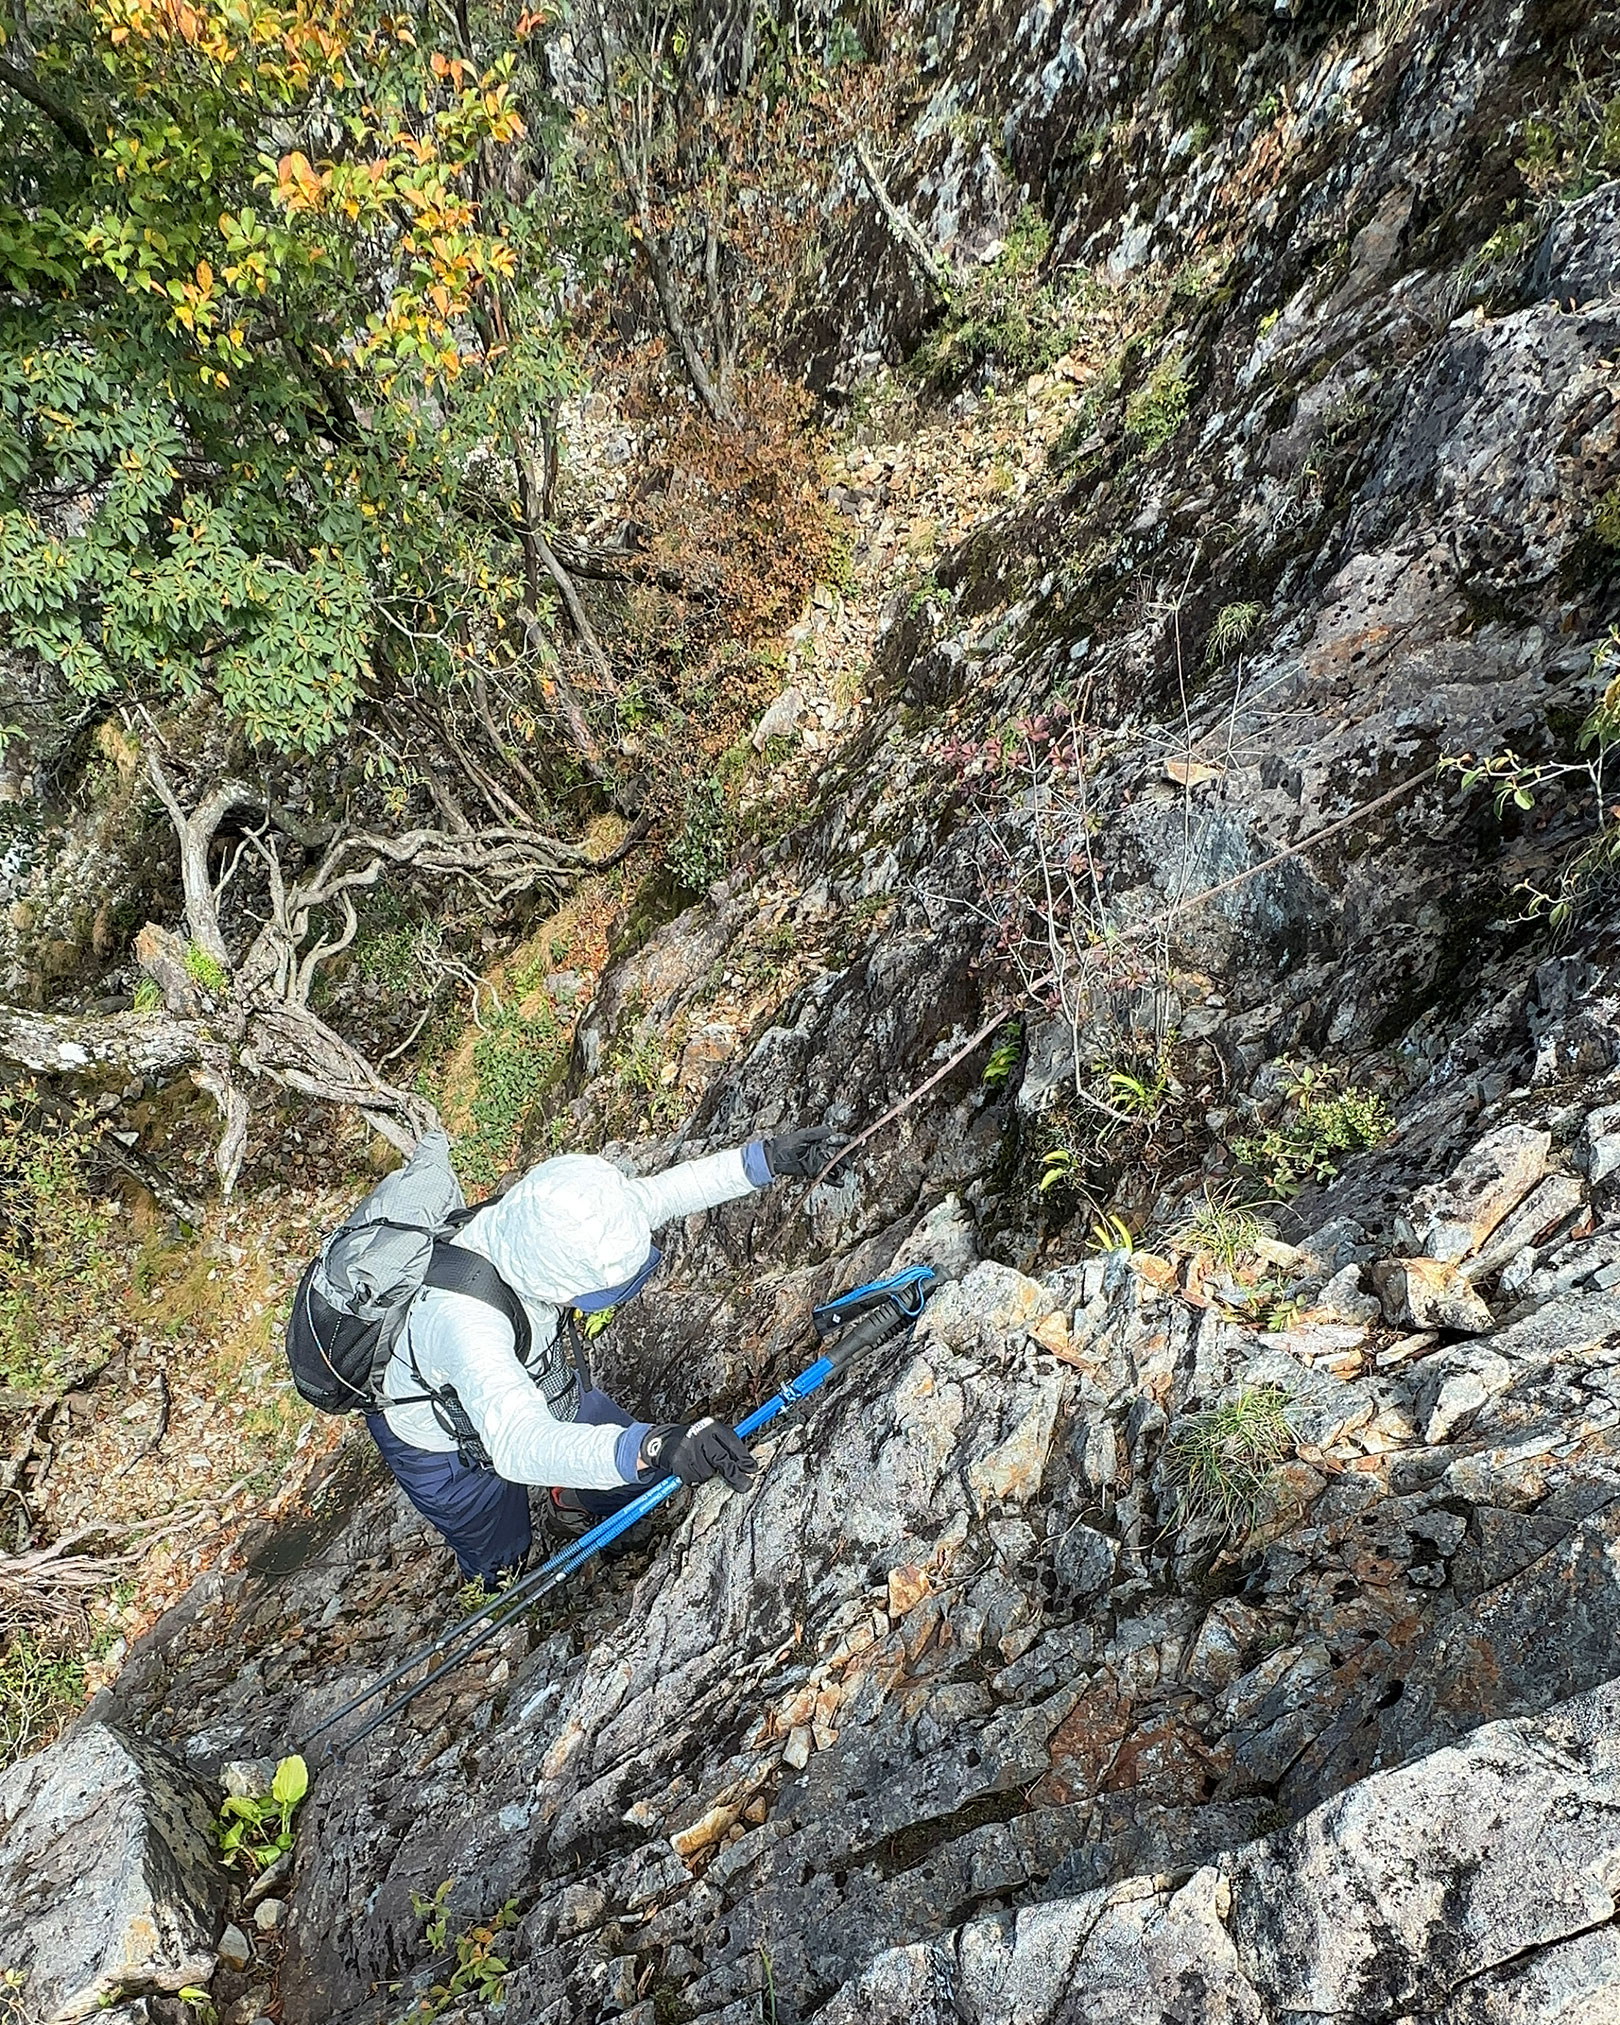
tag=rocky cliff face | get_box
[13,0,1620,2019]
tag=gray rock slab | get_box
[1533,177,1620,303]
[0,1721,227,2023]
[1422,1922,1620,2022]
[1282,1502,1620,1815]
[811,1868,1263,2025]
[1414,1124,1550,1263]
[1231,1675,1620,2017]
[809,1679,1620,2023]
[1414,1343,1515,1444]
[1485,1288,1620,1365]
[1463,1172,1586,1282]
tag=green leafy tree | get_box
[0,0,577,754]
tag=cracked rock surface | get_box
[48,0,1620,2018]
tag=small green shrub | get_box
[217,1753,309,1872]
[612,1024,684,1132]
[910,207,1063,388]
[1039,1146,1077,1193]
[1518,72,1620,201]
[982,1024,1023,1088]
[1125,353,1191,451]
[905,572,943,620]
[1232,1065,1392,1195]
[1444,631,1620,930]
[1102,1062,1168,1119]
[402,1881,519,2024]
[1595,486,1620,549]
[0,1631,85,1769]
[182,942,230,998]
[1164,1387,1293,1539]
[668,774,735,894]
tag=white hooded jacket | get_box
[377,1144,766,1486]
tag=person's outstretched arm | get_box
[627,1127,842,1229]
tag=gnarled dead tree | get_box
[0,751,632,1196]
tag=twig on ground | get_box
[115,1369,170,1477]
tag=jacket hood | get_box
[466,1153,653,1309]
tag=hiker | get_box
[362,1127,839,1587]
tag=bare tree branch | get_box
[514,445,614,781]
[853,133,950,301]
[0,753,640,1192]
[0,53,94,155]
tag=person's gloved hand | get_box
[639,1418,759,1492]
[762,1124,845,1179]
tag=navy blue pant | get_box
[366,1390,640,1585]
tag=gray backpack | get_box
[284,1131,532,1425]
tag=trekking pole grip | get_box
[825,1296,910,1373]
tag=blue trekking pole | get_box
[302,1266,934,1757]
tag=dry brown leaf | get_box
[1166,757,1226,787]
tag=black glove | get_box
[639,1417,759,1492]
[762,1124,845,1179]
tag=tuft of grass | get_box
[0,1630,85,1769]
[1125,353,1191,451]
[1177,1190,1269,1273]
[1206,601,1264,665]
[1164,1388,1293,1540]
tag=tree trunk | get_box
[0,1007,214,1080]
[641,225,736,427]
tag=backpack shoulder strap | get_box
[422,1240,533,1363]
